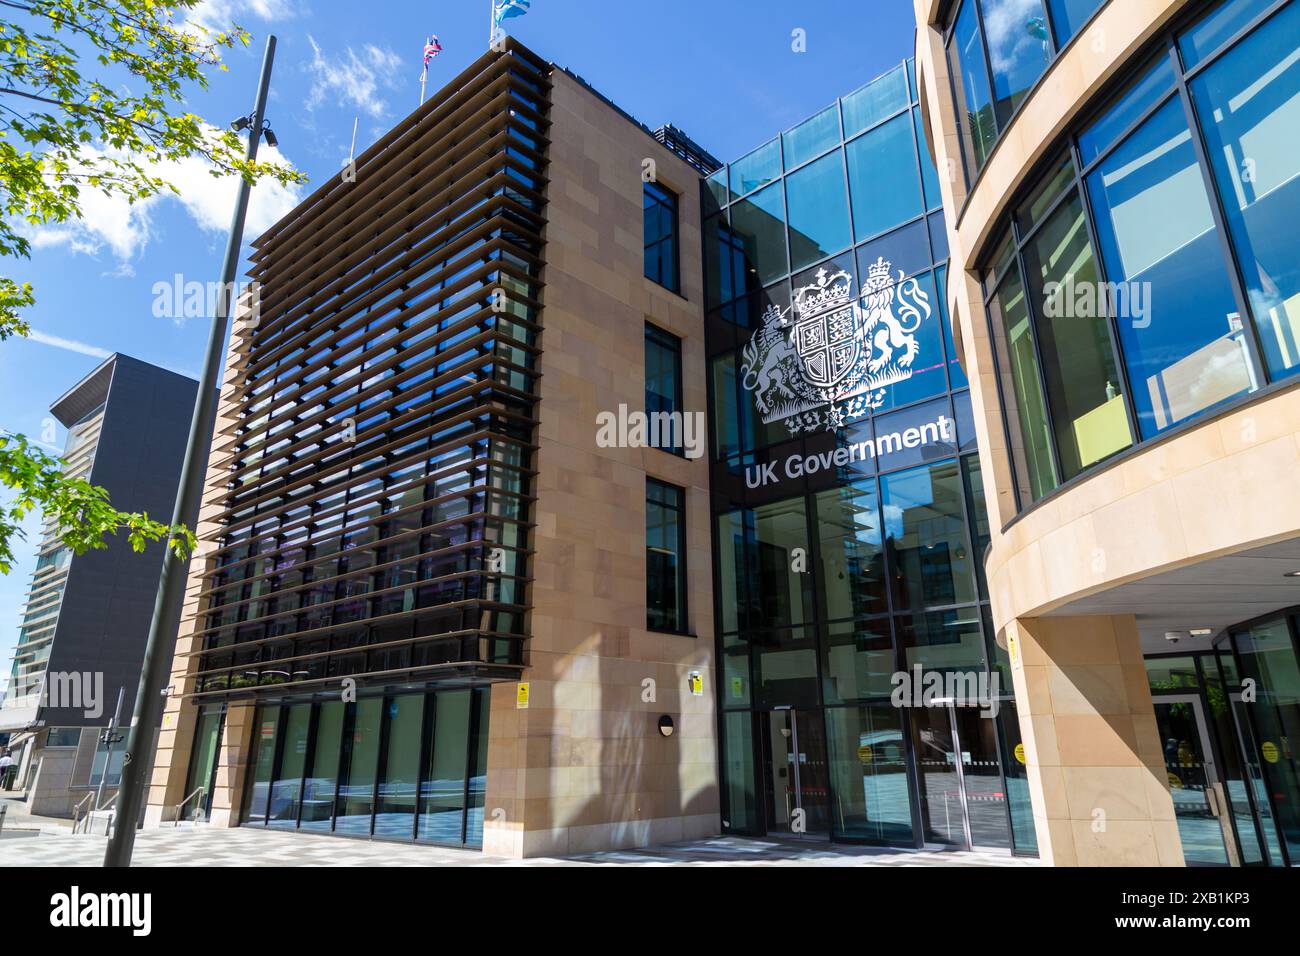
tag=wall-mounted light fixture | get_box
[658,715,675,738]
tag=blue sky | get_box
[0,0,918,671]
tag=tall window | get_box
[646,479,687,632]
[644,181,679,292]
[645,323,684,455]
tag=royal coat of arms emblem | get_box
[740,257,931,433]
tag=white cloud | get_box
[21,129,305,269]
[304,35,404,120]
[185,0,298,35]
[24,328,113,359]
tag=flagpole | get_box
[420,63,428,106]
[488,0,496,48]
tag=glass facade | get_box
[946,0,1105,181]
[243,688,490,847]
[982,0,1300,509]
[704,62,1031,853]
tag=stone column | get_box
[1008,614,1183,866]
[208,701,257,827]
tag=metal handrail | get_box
[96,790,118,812]
[71,791,94,834]
[174,786,206,826]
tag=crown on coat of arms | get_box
[792,268,853,319]
[863,256,896,296]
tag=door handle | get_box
[1205,786,1219,818]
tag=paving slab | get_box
[0,826,1038,867]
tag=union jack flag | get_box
[423,35,443,68]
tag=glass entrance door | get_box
[910,703,1011,849]
[184,706,225,821]
[1153,694,1234,865]
[762,708,830,839]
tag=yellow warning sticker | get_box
[516,682,530,709]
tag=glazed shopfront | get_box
[703,60,1035,854]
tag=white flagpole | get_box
[488,0,496,48]
[420,61,428,105]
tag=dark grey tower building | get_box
[0,353,197,818]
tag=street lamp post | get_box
[104,35,279,868]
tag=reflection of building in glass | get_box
[917,0,1300,866]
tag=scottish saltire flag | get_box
[423,35,443,67]
[493,0,531,29]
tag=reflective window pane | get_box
[754,497,815,628]
[643,181,679,292]
[841,64,910,137]
[982,0,1052,129]
[730,183,788,286]
[335,698,381,834]
[753,626,819,708]
[419,689,470,843]
[815,481,886,621]
[847,112,924,242]
[785,150,852,271]
[300,701,343,831]
[783,104,840,169]
[730,138,782,198]
[1021,190,1133,477]
[1014,152,1074,235]
[1047,0,1104,48]
[950,0,998,174]
[822,618,894,702]
[826,705,913,843]
[915,108,943,210]
[1077,56,1176,167]
[268,703,310,829]
[245,706,279,824]
[705,167,730,209]
[1086,98,1255,438]
[716,510,746,634]
[646,479,687,632]
[1191,0,1300,383]
[464,691,490,847]
[989,268,1058,502]
[897,607,987,674]
[856,219,932,284]
[374,694,423,838]
[881,460,977,611]
[645,324,684,454]
[937,265,967,388]
[721,712,759,832]
[1179,0,1276,70]
[711,353,742,460]
[723,633,751,708]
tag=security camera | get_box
[1165,630,1188,644]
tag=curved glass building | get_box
[915,0,1300,865]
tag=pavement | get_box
[0,825,1038,866]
